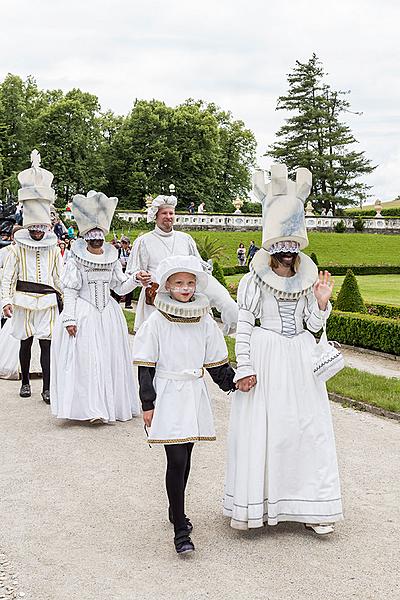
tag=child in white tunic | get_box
[133,255,236,555]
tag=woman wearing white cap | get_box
[224,165,343,535]
[133,255,236,555]
[50,191,140,423]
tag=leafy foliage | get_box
[352,217,365,232]
[310,252,319,265]
[334,269,366,313]
[334,220,346,233]
[195,234,226,262]
[212,261,227,288]
[327,311,400,355]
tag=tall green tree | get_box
[267,54,375,211]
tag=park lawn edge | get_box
[124,311,400,416]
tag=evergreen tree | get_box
[267,54,375,212]
[335,269,366,313]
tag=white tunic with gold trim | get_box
[1,229,62,340]
[132,293,229,444]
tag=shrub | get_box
[212,261,227,288]
[335,269,366,313]
[310,252,319,265]
[353,217,365,232]
[318,265,400,275]
[365,303,400,319]
[334,220,346,233]
[327,311,400,355]
[195,234,225,262]
[223,265,249,276]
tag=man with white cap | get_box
[50,191,140,423]
[126,194,238,333]
[1,151,62,403]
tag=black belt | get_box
[16,280,63,313]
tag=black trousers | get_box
[19,337,51,392]
[164,443,194,534]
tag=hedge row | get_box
[222,264,400,276]
[329,298,400,319]
[326,311,400,355]
[223,265,250,276]
[345,207,400,218]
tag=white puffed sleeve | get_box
[126,235,150,279]
[203,314,229,368]
[304,291,332,333]
[234,273,262,382]
[61,260,83,327]
[110,261,139,295]
[132,315,160,367]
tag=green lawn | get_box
[112,229,400,267]
[225,274,400,306]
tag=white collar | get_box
[154,292,210,319]
[71,238,118,267]
[153,225,174,238]
[14,229,58,250]
[250,249,318,299]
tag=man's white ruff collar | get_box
[71,238,118,268]
[154,292,210,318]
[250,249,318,299]
[14,229,57,250]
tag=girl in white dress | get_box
[224,165,343,535]
[50,191,139,423]
[133,255,236,555]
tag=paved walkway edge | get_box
[328,392,400,422]
[339,343,399,361]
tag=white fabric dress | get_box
[224,251,343,529]
[50,240,140,422]
[132,293,229,444]
[126,226,238,333]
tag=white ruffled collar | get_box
[14,229,58,250]
[154,292,210,319]
[250,249,318,299]
[153,225,174,238]
[71,238,118,268]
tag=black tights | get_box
[164,443,194,533]
[19,337,51,392]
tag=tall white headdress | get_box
[147,195,177,223]
[17,150,55,227]
[72,190,118,235]
[253,163,312,251]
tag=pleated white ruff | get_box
[224,327,343,529]
[50,297,139,421]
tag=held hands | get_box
[143,409,154,427]
[313,270,334,311]
[3,304,13,318]
[66,325,77,337]
[236,375,257,392]
[136,270,152,286]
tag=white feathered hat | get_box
[72,190,118,235]
[17,150,55,227]
[147,194,177,223]
[156,255,208,293]
[253,163,312,251]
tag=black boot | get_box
[41,390,50,404]
[174,529,195,555]
[168,507,193,533]
[19,383,31,398]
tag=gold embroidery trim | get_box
[133,361,156,367]
[159,311,201,323]
[203,356,229,369]
[147,436,216,444]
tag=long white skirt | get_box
[224,327,343,529]
[0,318,41,379]
[50,298,139,422]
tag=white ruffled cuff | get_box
[233,365,257,383]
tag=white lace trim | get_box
[71,238,118,268]
[154,292,210,318]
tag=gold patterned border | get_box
[133,360,156,367]
[148,436,216,444]
[203,356,228,369]
[159,311,201,323]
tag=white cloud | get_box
[1,0,400,201]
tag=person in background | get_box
[246,240,259,265]
[54,218,64,239]
[67,224,75,239]
[197,202,205,214]
[118,236,133,309]
[58,240,70,267]
[236,243,246,266]
[188,202,195,215]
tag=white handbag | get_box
[311,320,345,383]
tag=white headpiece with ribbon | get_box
[147,195,177,223]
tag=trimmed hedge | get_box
[326,311,400,355]
[335,269,366,313]
[222,264,400,276]
[365,302,400,319]
[223,265,249,276]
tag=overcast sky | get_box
[2,0,399,203]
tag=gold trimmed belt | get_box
[156,368,205,381]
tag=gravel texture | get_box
[0,377,399,600]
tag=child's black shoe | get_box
[174,530,195,555]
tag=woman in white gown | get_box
[224,165,343,535]
[50,191,139,423]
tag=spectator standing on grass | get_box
[118,236,133,309]
[67,225,75,239]
[246,240,259,265]
[236,243,246,266]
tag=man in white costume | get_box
[50,191,140,423]
[126,194,238,333]
[224,164,343,535]
[1,151,62,402]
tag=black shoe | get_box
[41,390,51,404]
[174,531,195,555]
[125,305,133,309]
[168,508,193,534]
[20,384,31,398]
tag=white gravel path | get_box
[0,377,399,600]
